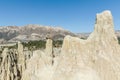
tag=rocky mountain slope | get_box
[0,25,76,43]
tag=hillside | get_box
[0,25,76,43]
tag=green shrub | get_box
[8,44,18,49]
[118,37,120,44]
[80,37,86,40]
[53,40,63,47]
[22,40,46,50]
[22,40,63,50]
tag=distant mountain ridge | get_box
[0,25,76,43]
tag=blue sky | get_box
[0,0,120,33]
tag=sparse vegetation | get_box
[22,40,63,50]
[8,44,18,49]
[0,40,63,51]
[118,37,120,44]
[53,40,63,47]
[1,36,119,52]
[22,40,46,50]
[2,44,18,50]
[80,37,86,40]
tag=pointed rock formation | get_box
[45,39,53,65]
[17,41,25,74]
[46,39,53,56]
[53,10,120,80]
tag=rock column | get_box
[17,41,25,74]
[45,39,53,65]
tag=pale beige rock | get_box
[53,10,120,80]
[0,48,20,80]
[22,40,56,80]
[46,39,53,56]
[17,41,26,74]
[18,41,23,54]
[24,51,33,61]
[45,39,53,65]
[22,50,54,80]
